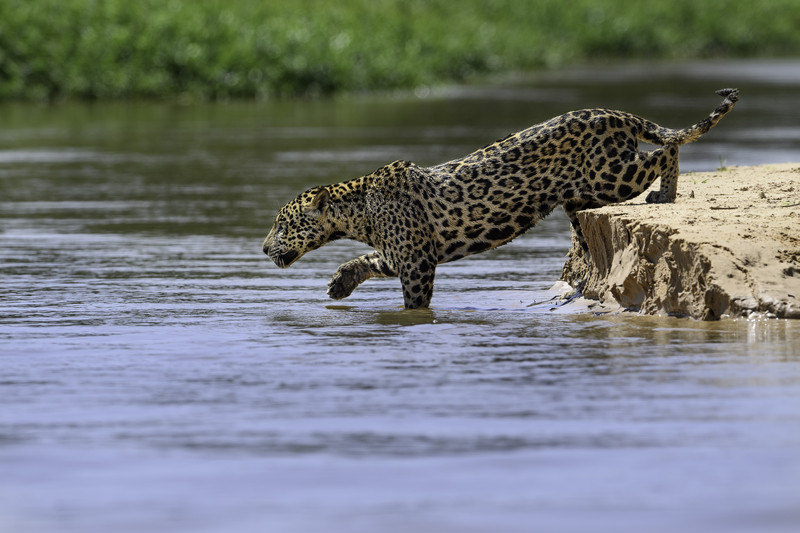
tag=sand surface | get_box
[560,163,800,320]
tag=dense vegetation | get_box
[2,0,799,100]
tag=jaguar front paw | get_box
[327,265,362,300]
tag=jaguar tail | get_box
[638,88,739,146]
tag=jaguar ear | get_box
[306,187,330,216]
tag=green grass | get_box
[2,0,799,101]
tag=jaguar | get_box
[263,88,739,308]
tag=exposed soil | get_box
[560,163,800,320]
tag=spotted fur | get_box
[263,88,738,309]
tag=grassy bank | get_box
[2,0,799,101]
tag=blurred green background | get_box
[1,0,799,101]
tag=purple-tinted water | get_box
[2,61,800,532]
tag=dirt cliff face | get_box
[561,164,800,320]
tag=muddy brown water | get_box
[2,60,800,532]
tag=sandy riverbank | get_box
[560,163,800,320]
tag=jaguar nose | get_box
[263,243,270,256]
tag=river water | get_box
[2,60,800,532]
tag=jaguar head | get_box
[262,187,332,268]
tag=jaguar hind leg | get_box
[563,200,600,257]
[645,144,680,203]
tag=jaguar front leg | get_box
[397,251,437,309]
[327,252,395,300]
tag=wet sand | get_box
[561,163,800,320]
